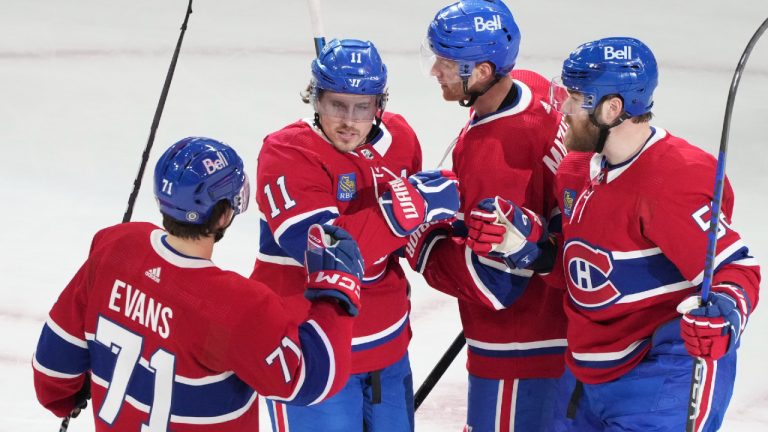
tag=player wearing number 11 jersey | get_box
[32,138,363,430]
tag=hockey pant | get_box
[266,351,414,432]
[562,319,737,432]
[466,372,573,432]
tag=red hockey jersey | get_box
[32,222,354,430]
[251,112,421,373]
[555,128,761,384]
[419,70,569,379]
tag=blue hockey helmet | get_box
[154,137,249,224]
[311,38,388,95]
[426,0,521,78]
[558,37,658,117]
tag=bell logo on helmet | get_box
[604,45,633,61]
[474,15,502,32]
[202,151,229,175]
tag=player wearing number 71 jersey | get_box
[32,138,364,431]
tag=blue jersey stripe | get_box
[352,317,409,353]
[468,345,566,358]
[270,210,339,263]
[470,254,532,308]
[35,324,90,375]
[89,340,254,418]
[286,321,333,406]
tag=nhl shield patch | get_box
[563,189,577,219]
[337,173,357,201]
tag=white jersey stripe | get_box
[465,247,506,310]
[691,239,747,286]
[466,337,567,351]
[617,280,694,304]
[352,311,409,346]
[571,338,646,362]
[273,206,339,245]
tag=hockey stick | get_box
[685,16,768,432]
[415,330,465,410]
[59,3,194,431]
[306,0,326,56]
[413,140,464,412]
[121,0,194,223]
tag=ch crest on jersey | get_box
[563,189,577,219]
[337,173,357,201]
[563,240,621,309]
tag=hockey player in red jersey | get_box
[411,1,571,430]
[471,37,761,431]
[250,38,459,431]
[32,138,364,431]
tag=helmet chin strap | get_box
[458,75,502,107]
[588,111,631,154]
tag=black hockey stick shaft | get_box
[686,16,768,432]
[121,0,194,223]
[59,4,194,430]
[414,330,465,411]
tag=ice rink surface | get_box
[2,0,767,430]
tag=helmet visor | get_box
[419,38,464,85]
[549,76,595,116]
[313,91,382,122]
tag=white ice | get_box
[2,0,767,430]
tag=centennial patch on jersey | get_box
[337,173,357,201]
[563,189,577,219]
[361,148,374,160]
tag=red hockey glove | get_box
[304,224,364,317]
[677,284,751,360]
[466,196,547,269]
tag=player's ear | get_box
[472,62,495,84]
[215,208,235,231]
[601,96,624,124]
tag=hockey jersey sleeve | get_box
[200,283,354,406]
[257,136,414,271]
[420,234,537,310]
[642,165,760,311]
[32,239,98,417]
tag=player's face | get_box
[316,92,376,152]
[562,93,600,152]
[429,56,466,101]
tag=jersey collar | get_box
[150,229,215,269]
[589,127,667,184]
[465,80,532,131]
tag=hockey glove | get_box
[379,170,460,237]
[466,196,547,269]
[304,224,364,317]
[677,284,751,360]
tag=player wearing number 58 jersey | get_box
[32,138,363,431]
[473,37,761,430]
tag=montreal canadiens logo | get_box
[563,240,621,309]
